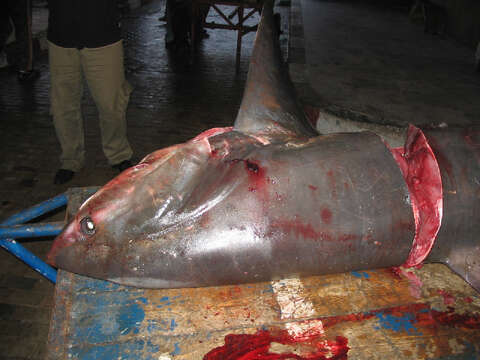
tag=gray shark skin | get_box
[47,1,480,291]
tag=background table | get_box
[191,0,263,72]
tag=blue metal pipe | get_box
[0,222,64,239]
[0,193,68,227]
[0,238,57,283]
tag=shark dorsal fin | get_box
[234,0,317,142]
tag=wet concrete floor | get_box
[299,0,480,127]
[0,0,479,358]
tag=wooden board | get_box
[46,189,480,359]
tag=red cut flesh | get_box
[389,125,443,267]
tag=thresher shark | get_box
[47,1,479,291]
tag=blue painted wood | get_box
[47,271,187,359]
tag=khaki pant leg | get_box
[49,41,85,172]
[81,40,133,166]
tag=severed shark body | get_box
[47,1,479,291]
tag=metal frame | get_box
[0,194,68,283]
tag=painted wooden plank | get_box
[47,264,480,359]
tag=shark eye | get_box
[80,216,96,236]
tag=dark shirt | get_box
[47,0,122,49]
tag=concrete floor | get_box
[0,0,479,358]
[297,0,480,128]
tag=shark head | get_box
[47,127,250,286]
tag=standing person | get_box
[0,4,12,69]
[48,0,134,184]
[475,41,480,73]
[1,0,39,81]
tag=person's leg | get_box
[81,40,133,168]
[0,2,12,68]
[165,0,175,47]
[198,4,210,38]
[476,42,480,73]
[0,2,12,52]
[7,0,37,80]
[49,41,85,178]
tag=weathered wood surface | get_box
[46,189,480,359]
